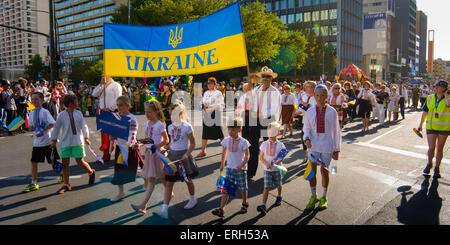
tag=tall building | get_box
[395,0,417,78]
[240,0,363,75]
[362,0,402,82]
[416,10,427,76]
[432,58,447,80]
[54,0,127,67]
[0,0,49,81]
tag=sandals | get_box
[211,208,224,217]
[240,203,249,214]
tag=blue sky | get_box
[417,0,450,60]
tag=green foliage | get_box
[84,60,104,85]
[24,54,49,81]
[70,58,96,83]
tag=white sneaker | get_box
[153,209,168,219]
[184,198,197,210]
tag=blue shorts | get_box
[226,168,247,192]
[264,170,282,189]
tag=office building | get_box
[395,0,417,78]
[0,0,49,81]
[415,10,427,76]
[55,0,127,65]
[240,0,363,75]
[362,0,402,82]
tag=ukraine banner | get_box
[103,2,248,77]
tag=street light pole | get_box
[48,0,58,83]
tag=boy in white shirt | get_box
[22,92,59,193]
[51,94,95,194]
[212,118,250,218]
[303,84,341,210]
[257,122,286,215]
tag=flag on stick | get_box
[7,116,25,131]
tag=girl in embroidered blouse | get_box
[131,100,170,214]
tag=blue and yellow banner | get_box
[103,2,248,77]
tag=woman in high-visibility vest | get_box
[417,80,450,178]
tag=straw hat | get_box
[256,66,278,79]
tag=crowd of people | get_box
[2,66,449,220]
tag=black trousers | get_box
[246,114,275,179]
[398,97,405,119]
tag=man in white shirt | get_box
[92,72,122,161]
[34,80,51,110]
[397,81,408,120]
[247,67,281,180]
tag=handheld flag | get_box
[51,150,64,175]
[271,148,290,165]
[273,164,287,178]
[7,116,25,131]
[216,173,237,196]
[293,97,299,110]
[27,102,35,111]
[156,150,178,174]
[178,163,191,183]
[303,160,315,181]
[88,145,104,165]
[117,144,129,166]
[348,99,356,106]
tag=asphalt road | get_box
[0,107,449,225]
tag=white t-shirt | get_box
[281,93,295,105]
[29,108,55,147]
[221,136,250,170]
[168,122,193,151]
[259,140,286,172]
[143,120,165,148]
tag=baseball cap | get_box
[435,80,448,89]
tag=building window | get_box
[266,2,272,11]
[329,9,337,19]
[280,15,287,24]
[304,12,311,22]
[288,0,295,9]
[298,0,303,7]
[330,25,337,35]
[321,10,328,21]
[312,11,320,22]
[288,14,295,24]
[296,13,303,22]
[312,0,320,5]
[371,59,377,65]
[321,26,328,35]
[281,0,287,9]
[304,0,311,7]
[321,0,330,4]
[274,0,279,11]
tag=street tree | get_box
[24,54,49,82]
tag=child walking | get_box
[22,92,59,193]
[51,94,95,194]
[131,100,170,213]
[303,84,341,210]
[257,121,286,215]
[153,102,199,219]
[211,118,250,218]
[110,96,141,202]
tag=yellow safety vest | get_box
[426,94,450,131]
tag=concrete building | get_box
[431,58,447,81]
[362,0,402,82]
[0,0,49,81]
[395,0,417,78]
[55,0,127,67]
[240,0,363,75]
[416,10,427,76]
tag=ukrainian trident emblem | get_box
[168,26,183,48]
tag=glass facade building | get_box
[55,0,127,63]
[240,0,363,74]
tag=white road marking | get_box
[0,176,27,180]
[356,142,450,165]
[414,145,428,150]
[365,125,404,144]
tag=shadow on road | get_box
[396,175,442,225]
[286,208,320,225]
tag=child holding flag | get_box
[303,84,341,210]
[22,92,59,193]
[257,122,286,215]
[153,102,198,219]
[131,100,169,213]
[110,96,141,202]
[51,94,95,194]
[212,117,250,218]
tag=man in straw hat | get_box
[246,67,281,180]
